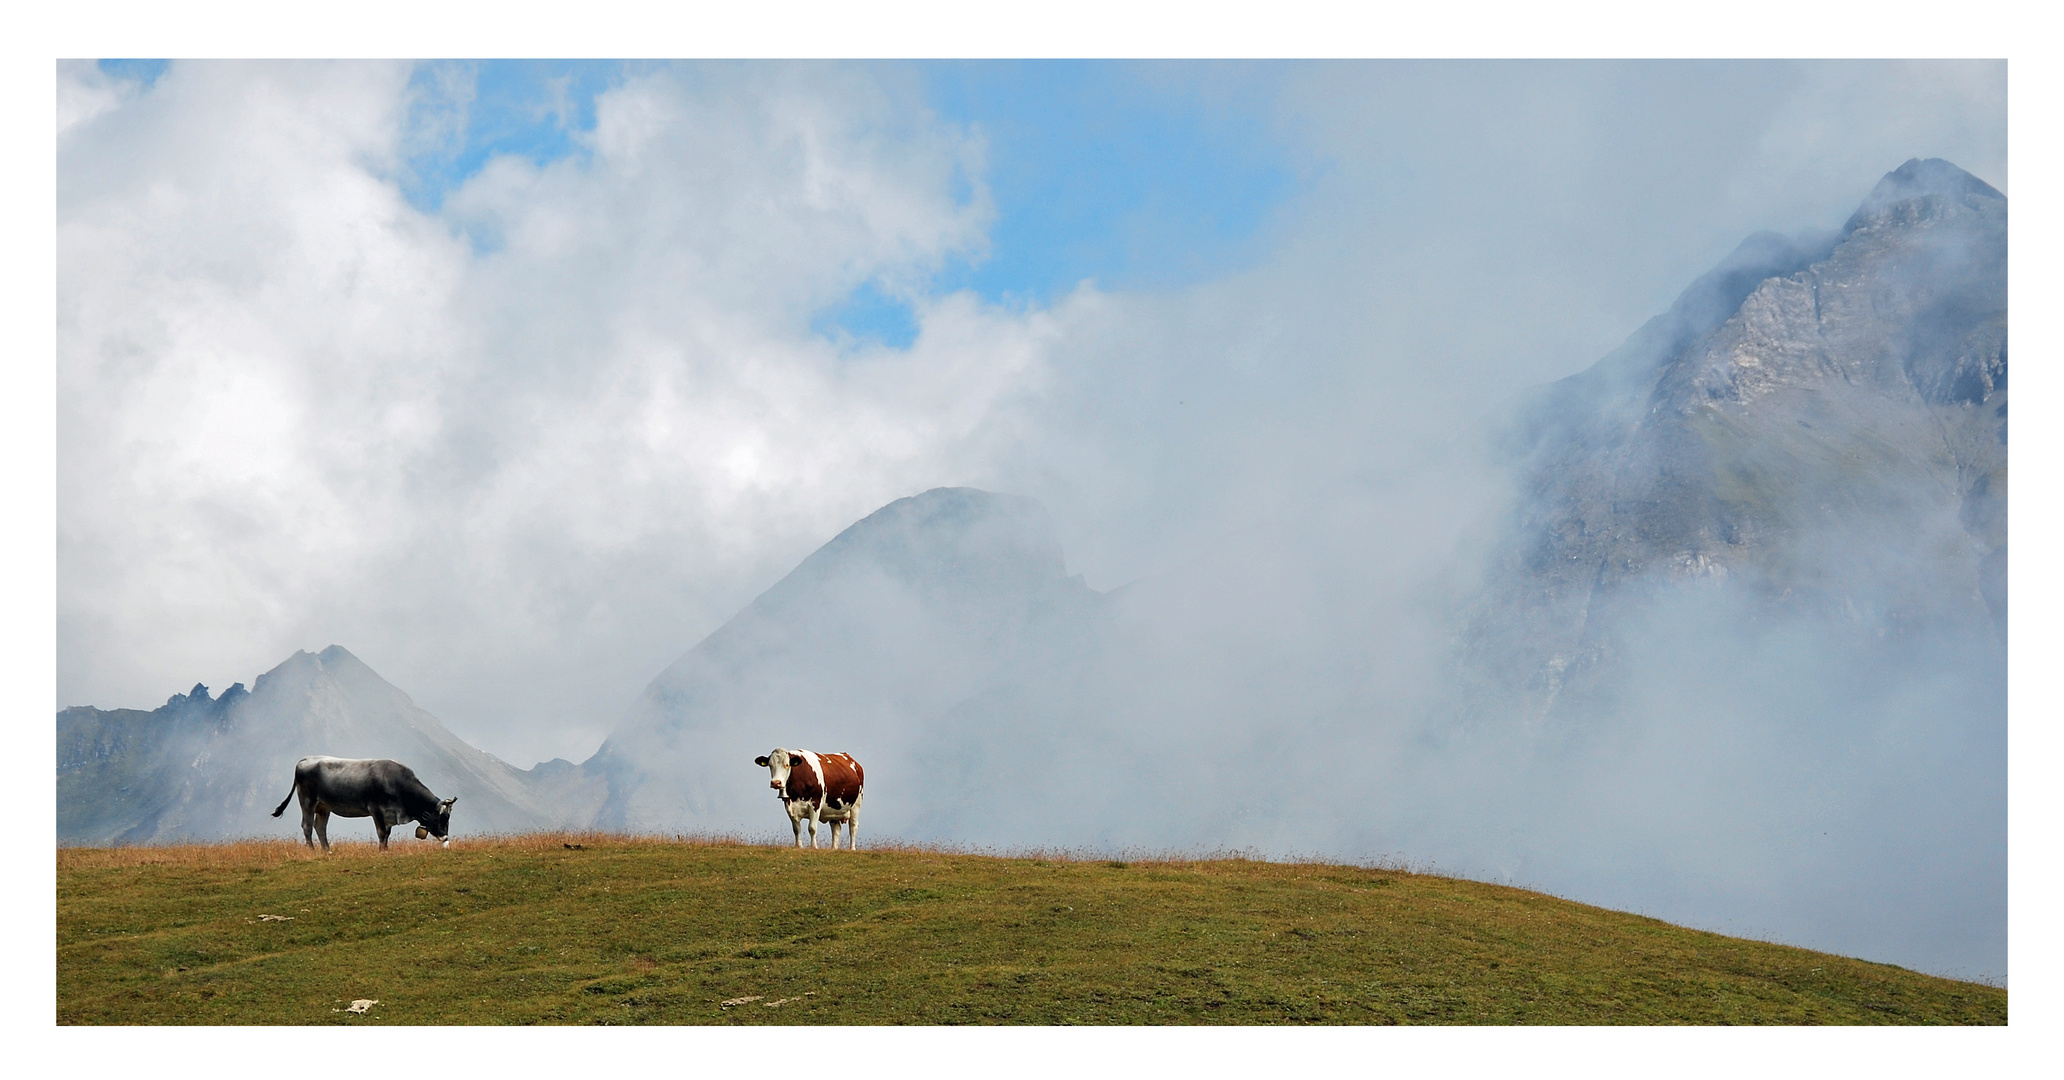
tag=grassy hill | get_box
[57,834,2004,1025]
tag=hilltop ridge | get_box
[58,837,2008,1025]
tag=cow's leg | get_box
[300,805,317,849]
[791,812,804,849]
[806,809,820,850]
[314,808,332,853]
[374,810,392,851]
[846,812,858,851]
[827,819,842,849]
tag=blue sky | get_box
[384,60,1302,348]
[400,59,617,209]
[96,58,169,87]
[915,62,1301,303]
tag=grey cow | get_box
[270,756,456,851]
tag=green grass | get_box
[57,834,2005,1025]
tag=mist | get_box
[57,60,2006,980]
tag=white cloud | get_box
[58,62,1055,764]
[1731,60,2008,210]
[58,59,2009,779]
[56,60,131,140]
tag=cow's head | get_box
[417,796,457,847]
[754,749,795,796]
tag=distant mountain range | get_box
[60,158,2007,860]
[58,645,593,843]
[58,488,1111,844]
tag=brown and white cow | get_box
[753,748,864,850]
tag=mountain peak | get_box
[777,487,1068,601]
[591,486,1098,831]
[60,644,569,843]
[1844,158,2004,234]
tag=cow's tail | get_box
[270,777,298,818]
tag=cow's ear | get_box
[754,756,769,767]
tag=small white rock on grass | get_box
[720,992,818,1008]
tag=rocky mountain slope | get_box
[1471,158,2006,720]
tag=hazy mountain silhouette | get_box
[57,645,583,843]
[583,487,1106,835]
